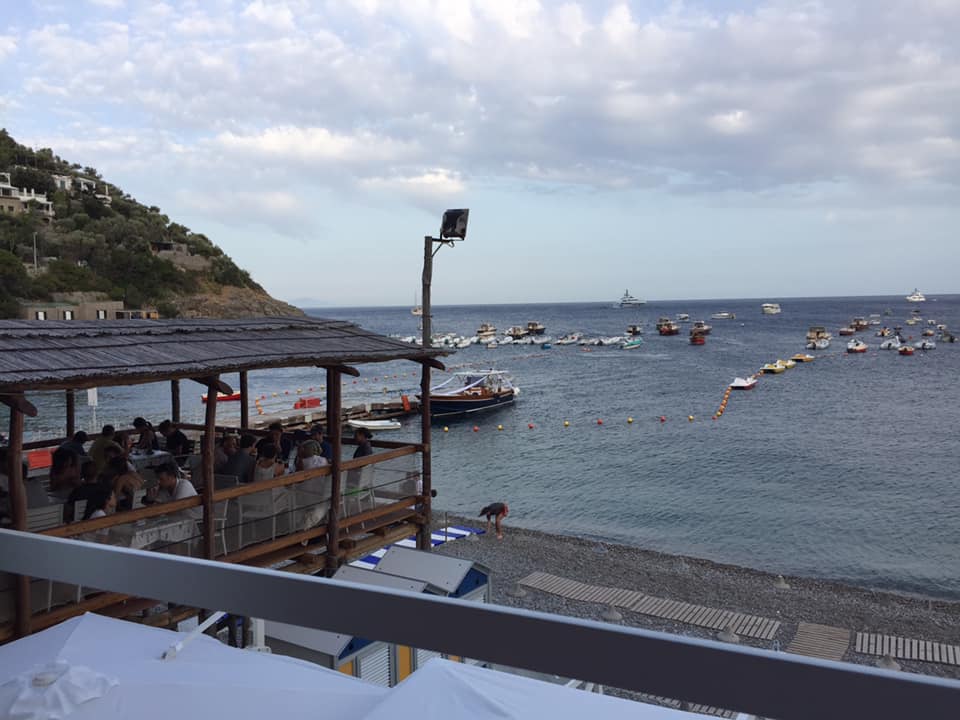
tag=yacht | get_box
[905,289,926,303]
[618,290,645,308]
[761,303,781,315]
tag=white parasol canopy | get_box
[0,613,387,720]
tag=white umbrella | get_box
[360,658,714,720]
[0,613,387,720]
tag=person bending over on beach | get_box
[479,502,509,540]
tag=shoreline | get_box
[434,512,960,681]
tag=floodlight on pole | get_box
[418,208,469,551]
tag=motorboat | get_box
[851,317,869,331]
[505,326,527,339]
[899,345,915,356]
[691,320,712,335]
[779,358,796,369]
[486,341,498,349]
[622,338,644,350]
[526,321,546,336]
[941,330,957,343]
[879,336,901,350]
[476,323,497,340]
[761,303,781,315]
[922,328,935,337]
[347,418,402,431]
[598,336,625,346]
[729,376,758,390]
[201,392,242,403]
[425,370,519,418]
[676,313,690,322]
[689,328,706,345]
[868,314,882,325]
[876,327,892,337]
[760,361,786,374]
[618,289,645,307]
[790,353,815,363]
[711,311,736,320]
[838,326,855,336]
[806,326,832,350]
[906,289,926,302]
[846,339,868,353]
[656,317,681,336]
[914,339,936,350]
[906,317,921,326]
[626,324,643,336]
[556,333,582,345]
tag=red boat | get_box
[201,392,242,403]
[656,317,680,336]
[690,329,706,345]
[898,345,915,356]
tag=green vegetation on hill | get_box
[0,129,261,318]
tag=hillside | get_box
[0,129,302,319]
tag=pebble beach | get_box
[435,513,960,687]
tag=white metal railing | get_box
[0,530,957,719]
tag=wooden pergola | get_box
[0,317,445,640]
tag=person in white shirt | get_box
[147,462,200,520]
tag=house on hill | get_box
[0,172,54,219]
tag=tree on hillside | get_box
[11,167,55,195]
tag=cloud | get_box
[360,169,467,202]
[0,35,16,61]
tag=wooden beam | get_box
[42,495,202,537]
[239,370,249,429]
[189,376,234,396]
[202,379,218,560]
[65,390,75,437]
[0,394,38,417]
[326,367,342,575]
[326,364,360,378]
[171,379,181,423]
[6,406,30,637]
[417,357,446,371]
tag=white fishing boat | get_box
[555,332,582,345]
[729,376,758,390]
[711,311,736,320]
[618,289,645,307]
[347,418,402,431]
[879,336,901,350]
[914,339,937,350]
[761,303,781,315]
[846,338,868,353]
[905,289,926,302]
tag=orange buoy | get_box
[659,416,667,423]
[473,426,479,432]
[528,423,535,429]
[401,395,411,412]
[597,419,603,425]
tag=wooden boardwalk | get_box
[518,571,780,641]
[786,623,850,661]
[856,632,960,666]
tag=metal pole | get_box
[7,406,29,637]
[418,235,433,550]
[325,367,342,575]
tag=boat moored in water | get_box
[691,320,712,335]
[622,338,644,350]
[846,339,868,353]
[526,321,546,336]
[790,353,815,363]
[626,324,643,336]
[906,289,926,302]
[347,418,402,431]
[202,392,242,403]
[711,311,736,320]
[676,313,690,322]
[761,303,781,315]
[899,345,915,356]
[689,328,706,345]
[914,339,937,350]
[426,370,519,418]
[656,317,680,335]
[806,326,831,350]
[618,289,645,307]
[838,326,855,336]
[760,361,786,374]
[729,376,758,390]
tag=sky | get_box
[2,0,959,306]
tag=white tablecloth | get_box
[110,517,196,549]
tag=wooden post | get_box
[171,379,181,423]
[325,367,342,574]
[7,406,30,637]
[239,371,249,430]
[417,236,433,550]
[202,379,218,559]
[65,389,75,438]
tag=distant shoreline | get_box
[435,512,960,680]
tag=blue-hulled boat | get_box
[425,370,520,418]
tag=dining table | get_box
[106,515,197,551]
[127,449,173,471]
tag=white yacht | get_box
[618,289,645,307]
[761,303,781,315]
[905,289,926,303]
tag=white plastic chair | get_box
[341,466,377,518]
[238,488,291,548]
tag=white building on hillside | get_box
[0,172,54,218]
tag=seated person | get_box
[59,431,89,457]
[214,434,239,473]
[146,462,200,520]
[82,486,117,521]
[157,420,191,456]
[256,422,293,462]
[221,434,257,483]
[295,440,328,472]
[100,456,144,512]
[49,447,82,492]
[89,425,124,474]
[309,425,333,462]
[352,427,374,459]
[132,417,159,452]
[64,460,102,522]
[253,443,285,482]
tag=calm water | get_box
[15,296,960,598]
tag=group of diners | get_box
[211,421,373,485]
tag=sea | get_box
[15,296,960,600]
